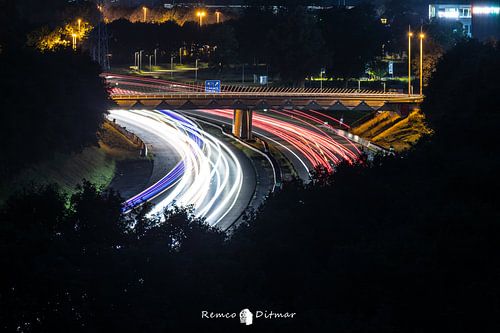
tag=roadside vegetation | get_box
[352,109,433,151]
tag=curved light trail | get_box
[191,109,361,175]
[109,109,243,226]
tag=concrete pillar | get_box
[232,108,253,140]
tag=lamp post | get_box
[216,11,221,24]
[171,55,174,79]
[139,50,144,71]
[149,54,153,72]
[143,6,148,23]
[408,26,413,96]
[197,11,206,27]
[320,68,326,92]
[77,19,82,33]
[134,51,138,68]
[154,48,158,66]
[179,47,183,65]
[72,34,77,50]
[419,30,425,96]
[195,59,199,83]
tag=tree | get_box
[208,23,239,69]
[266,7,325,86]
[319,4,386,81]
[0,48,111,176]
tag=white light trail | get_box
[109,109,243,226]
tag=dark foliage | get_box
[319,3,386,80]
[0,46,111,176]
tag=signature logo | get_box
[239,308,253,325]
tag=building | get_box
[429,2,473,36]
[429,1,500,40]
[471,1,500,41]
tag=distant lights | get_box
[437,11,460,19]
[473,6,500,15]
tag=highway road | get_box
[108,109,254,229]
[180,109,361,181]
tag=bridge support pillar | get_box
[232,108,253,140]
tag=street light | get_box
[197,10,206,27]
[195,59,199,82]
[77,19,82,33]
[171,55,174,78]
[154,48,158,66]
[179,47,183,64]
[216,11,221,24]
[143,6,148,22]
[149,54,153,72]
[139,50,144,71]
[408,26,413,96]
[320,68,326,92]
[72,34,77,50]
[419,31,425,96]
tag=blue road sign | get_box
[205,80,221,93]
[388,61,394,75]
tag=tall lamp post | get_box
[408,26,413,96]
[72,34,77,51]
[195,59,199,83]
[143,6,148,23]
[320,68,326,92]
[171,55,174,79]
[197,11,206,27]
[419,30,425,96]
[139,50,144,71]
[77,19,82,33]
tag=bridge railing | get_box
[110,92,423,103]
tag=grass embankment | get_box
[1,121,142,202]
[352,110,433,151]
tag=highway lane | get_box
[108,109,251,228]
[179,109,361,181]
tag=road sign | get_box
[259,76,268,85]
[388,61,394,75]
[205,80,221,93]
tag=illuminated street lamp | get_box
[408,27,413,96]
[77,19,82,33]
[197,10,206,27]
[72,33,77,50]
[320,68,326,92]
[419,31,425,96]
[143,6,148,22]
[216,11,221,24]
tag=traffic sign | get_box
[205,80,221,93]
[388,61,394,75]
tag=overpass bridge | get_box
[106,74,424,139]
